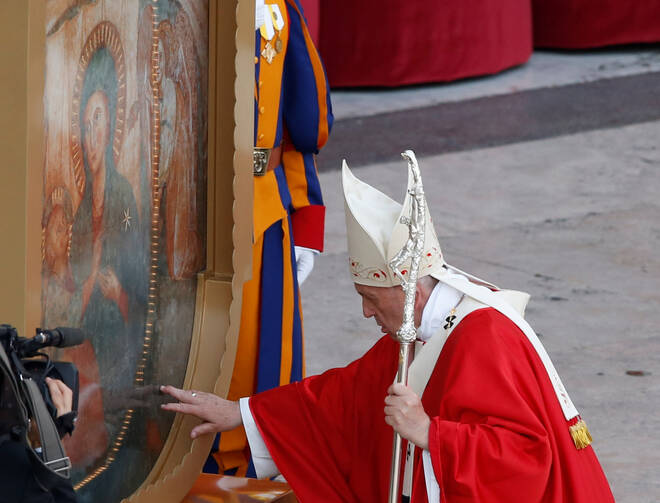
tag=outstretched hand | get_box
[384,383,430,450]
[160,385,242,439]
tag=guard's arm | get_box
[281,0,333,252]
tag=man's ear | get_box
[413,282,426,324]
[414,285,424,306]
[414,280,427,300]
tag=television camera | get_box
[0,324,83,489]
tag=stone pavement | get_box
[331,48,660,120]
[301,48,660,502]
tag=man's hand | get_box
[46,377,73,417]
[160,385,243,439]
[384,383,430,450]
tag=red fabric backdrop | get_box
[298,1,660,88]
[310,0,533,88]
[298,0,320,45]
[532,1,660,48]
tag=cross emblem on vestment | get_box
[261,42,277,64]
[444,310,457,330]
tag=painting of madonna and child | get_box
[40,0,208,500]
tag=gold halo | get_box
[70,21,127,201]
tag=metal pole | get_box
[388,342,414,503]
[387,150,426,503]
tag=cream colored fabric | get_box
[408,289,530,400]
[342,160,446,287]
[404,288,531,499]
[435,276,579,421]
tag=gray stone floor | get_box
[301,50,660,502]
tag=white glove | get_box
[294,246,317,286]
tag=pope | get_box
[163,154,615,502]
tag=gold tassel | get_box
[569,419,593,450]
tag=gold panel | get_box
[0,0,45,335]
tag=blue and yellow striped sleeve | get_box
[282,0,333,252]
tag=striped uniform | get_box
[205,0,333,475]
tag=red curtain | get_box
[301,1,660,88]
[315,0,533,88]
[533,0,660,48]
[298,0,320,46]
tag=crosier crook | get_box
[388,150,426,503]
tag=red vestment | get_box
[249,308,615,502]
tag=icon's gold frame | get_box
[0,1,254,501]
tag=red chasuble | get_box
[249,308,615,502]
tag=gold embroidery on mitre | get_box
[569,418,593,450]
[349,259,389,282]
[348,246,442,284]
[422,246,442,270]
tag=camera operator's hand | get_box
[45,377,73,417]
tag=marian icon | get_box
[41,1,208,500]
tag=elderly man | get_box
[162,156,615,502]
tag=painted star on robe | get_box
[122,208,132,231]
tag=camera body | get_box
[0,324,79,437]
[23,360,79,420]
[0,324,80,500]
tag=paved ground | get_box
[318,71,660,171]
[331,48,660,120]
[301,48,660,502]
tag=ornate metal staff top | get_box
[389,150,427,344]
[387,150,426,503]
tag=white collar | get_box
[417,274,466,342]
[255,0,265,30]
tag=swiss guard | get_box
[205,0,333,475]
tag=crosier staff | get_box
[388,150,426,503]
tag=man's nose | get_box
[362,302,374,319]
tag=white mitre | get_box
[343,159,449,287]
[343,157,501,291]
